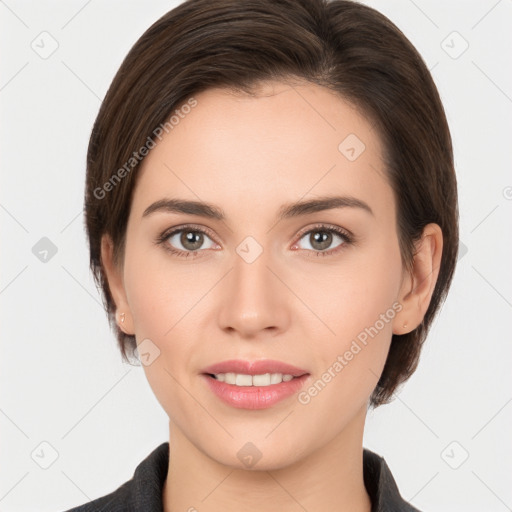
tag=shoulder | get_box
[61,442,169,512]
[363,448,423,512]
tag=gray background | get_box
[1,1,511,510]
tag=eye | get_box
[292,224,353,257]
[156,223,353,259]
[157,225,219,257]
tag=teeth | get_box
[213,372,295,386]
[236,374,252,386]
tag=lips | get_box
[201,359,309,377]
[200,359,311,409]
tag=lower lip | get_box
[202,374,310,410]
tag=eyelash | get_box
[155,223,354,259]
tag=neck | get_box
[163,405,372,512]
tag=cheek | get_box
[293,232,403,347]
[121,240,211,410]
[297,234,402,403]
[122,238,203,338]
[122,250,196,422]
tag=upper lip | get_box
[201,359,309,377]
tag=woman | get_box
[65,0,458,510]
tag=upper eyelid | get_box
[295,222,352,239]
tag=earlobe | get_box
[392,223,443,335]
[100,234,135,334]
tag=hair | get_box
[84,0,458,408]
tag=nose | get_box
[217,243,291,339]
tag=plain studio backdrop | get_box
[1,1,511,511]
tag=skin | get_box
[101,80,442,512]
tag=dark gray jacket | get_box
[63,442,421,511]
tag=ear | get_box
[100,234,135,335]
[392,223,443,335]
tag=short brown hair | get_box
[84,0,458,408]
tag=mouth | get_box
[200,359,310,409]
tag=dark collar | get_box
[363,448,421,512]
[64,442,421,511]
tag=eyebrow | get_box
[142,195,373,221]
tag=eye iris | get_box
[181,231,203,251]
[311,231,332,251]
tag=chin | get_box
[203,435,309,472]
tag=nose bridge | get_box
[217,235,289,336]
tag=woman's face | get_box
[112,81,409,469]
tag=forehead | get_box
[131,81,392,222]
